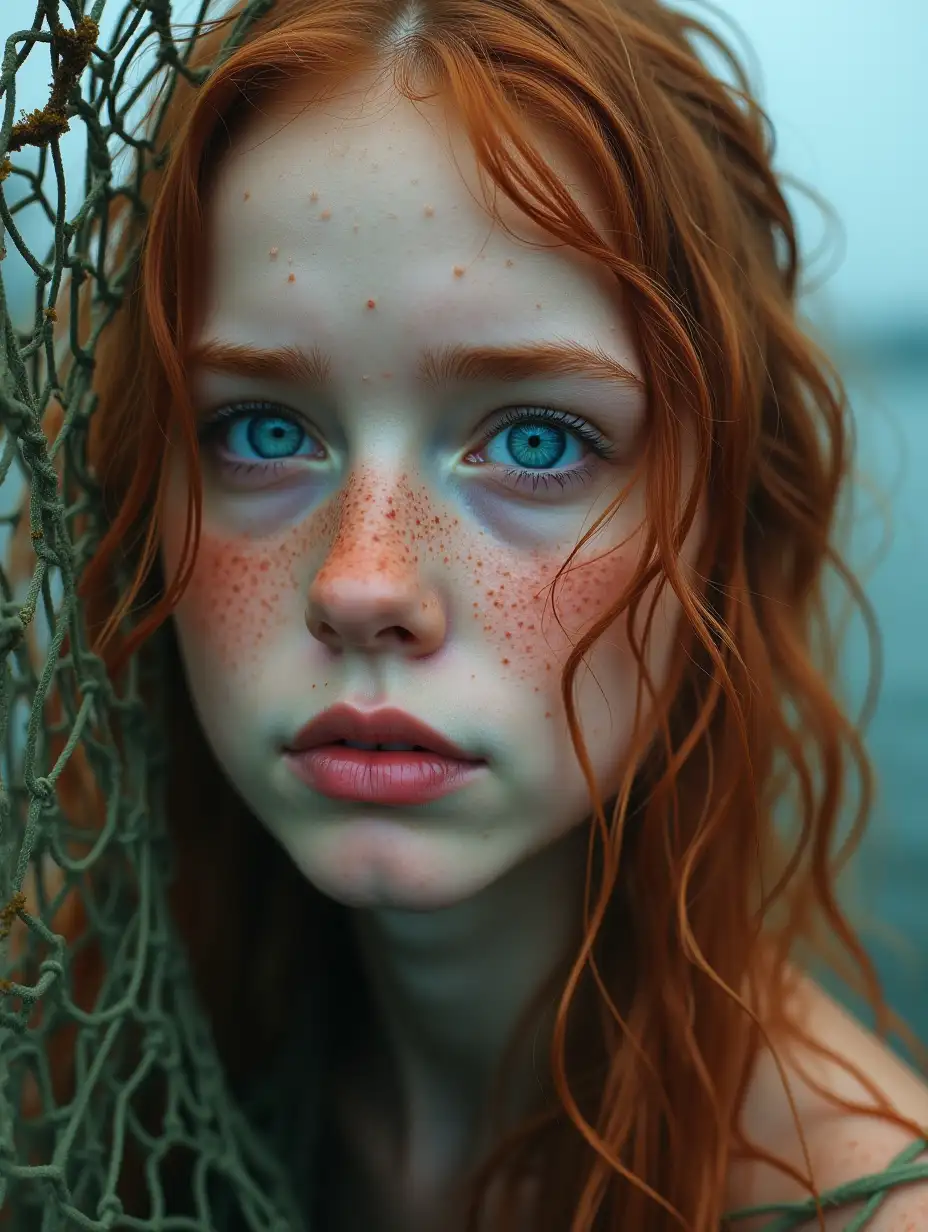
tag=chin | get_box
[289,828,506,913]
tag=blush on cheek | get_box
[460,541,636,688]
[170,529,302,673]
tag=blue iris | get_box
[239,417,305,459]
[505,422,567,469]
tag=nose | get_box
[305,572,447,658]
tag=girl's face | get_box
[160,71,703,911]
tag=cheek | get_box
[460,539,639,689]
[162,515,303,671]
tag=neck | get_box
[340,825,590,1184]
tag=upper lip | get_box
[285,704,482,761]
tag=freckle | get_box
[269,247,279,258]
[544,712,552,719]
[536,302,542,309]
[288,273,296,282]
[502,658,510,665]
[505,259,514,268]
[310,190,319,202]
[453,265,466,277]
[243,190,251,201]
[320,209,331,220]
[367,298,377,309]
[423,204,434,217]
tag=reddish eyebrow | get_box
[185,339,644,391]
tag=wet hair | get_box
[25,0,926,1228]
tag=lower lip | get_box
[284,744,486,805]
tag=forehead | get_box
[198,71,636,367]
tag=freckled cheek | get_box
[471,544,635,687]
[162,520,303,674]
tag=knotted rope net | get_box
[0,2,310,1228]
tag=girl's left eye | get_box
[197,400,618,493]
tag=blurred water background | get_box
[0,2,925,1050]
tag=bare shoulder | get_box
[725,971,928,1230]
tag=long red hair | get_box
[6,0,926,1228]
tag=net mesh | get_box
[0,2,308,1228]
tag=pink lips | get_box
[286,704,478,760]
[283,704,486,806]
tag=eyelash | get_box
[196,400,619,494]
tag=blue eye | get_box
[198,401,319,467]
[466,405,617,494]
[197,400,617,494]
[228,414,306,460]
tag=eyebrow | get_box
[185,338,644,392]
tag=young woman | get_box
[7,0,928,1228]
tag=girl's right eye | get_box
[198,401,322,473]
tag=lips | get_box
[285,704,483,762]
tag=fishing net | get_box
[0,2,316,1227]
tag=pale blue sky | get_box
[1,2,924,337]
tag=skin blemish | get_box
[269,247,279,258]
[287,273,296,283]
[506,259,515,268]
[366,298,377,309]
[353,224,360,233]
[453,265,466,278]
[411,177,419,185]
[320,209,331,221]
[243,190,250,201]
[423,204,434,217]
[310,190,319,202]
